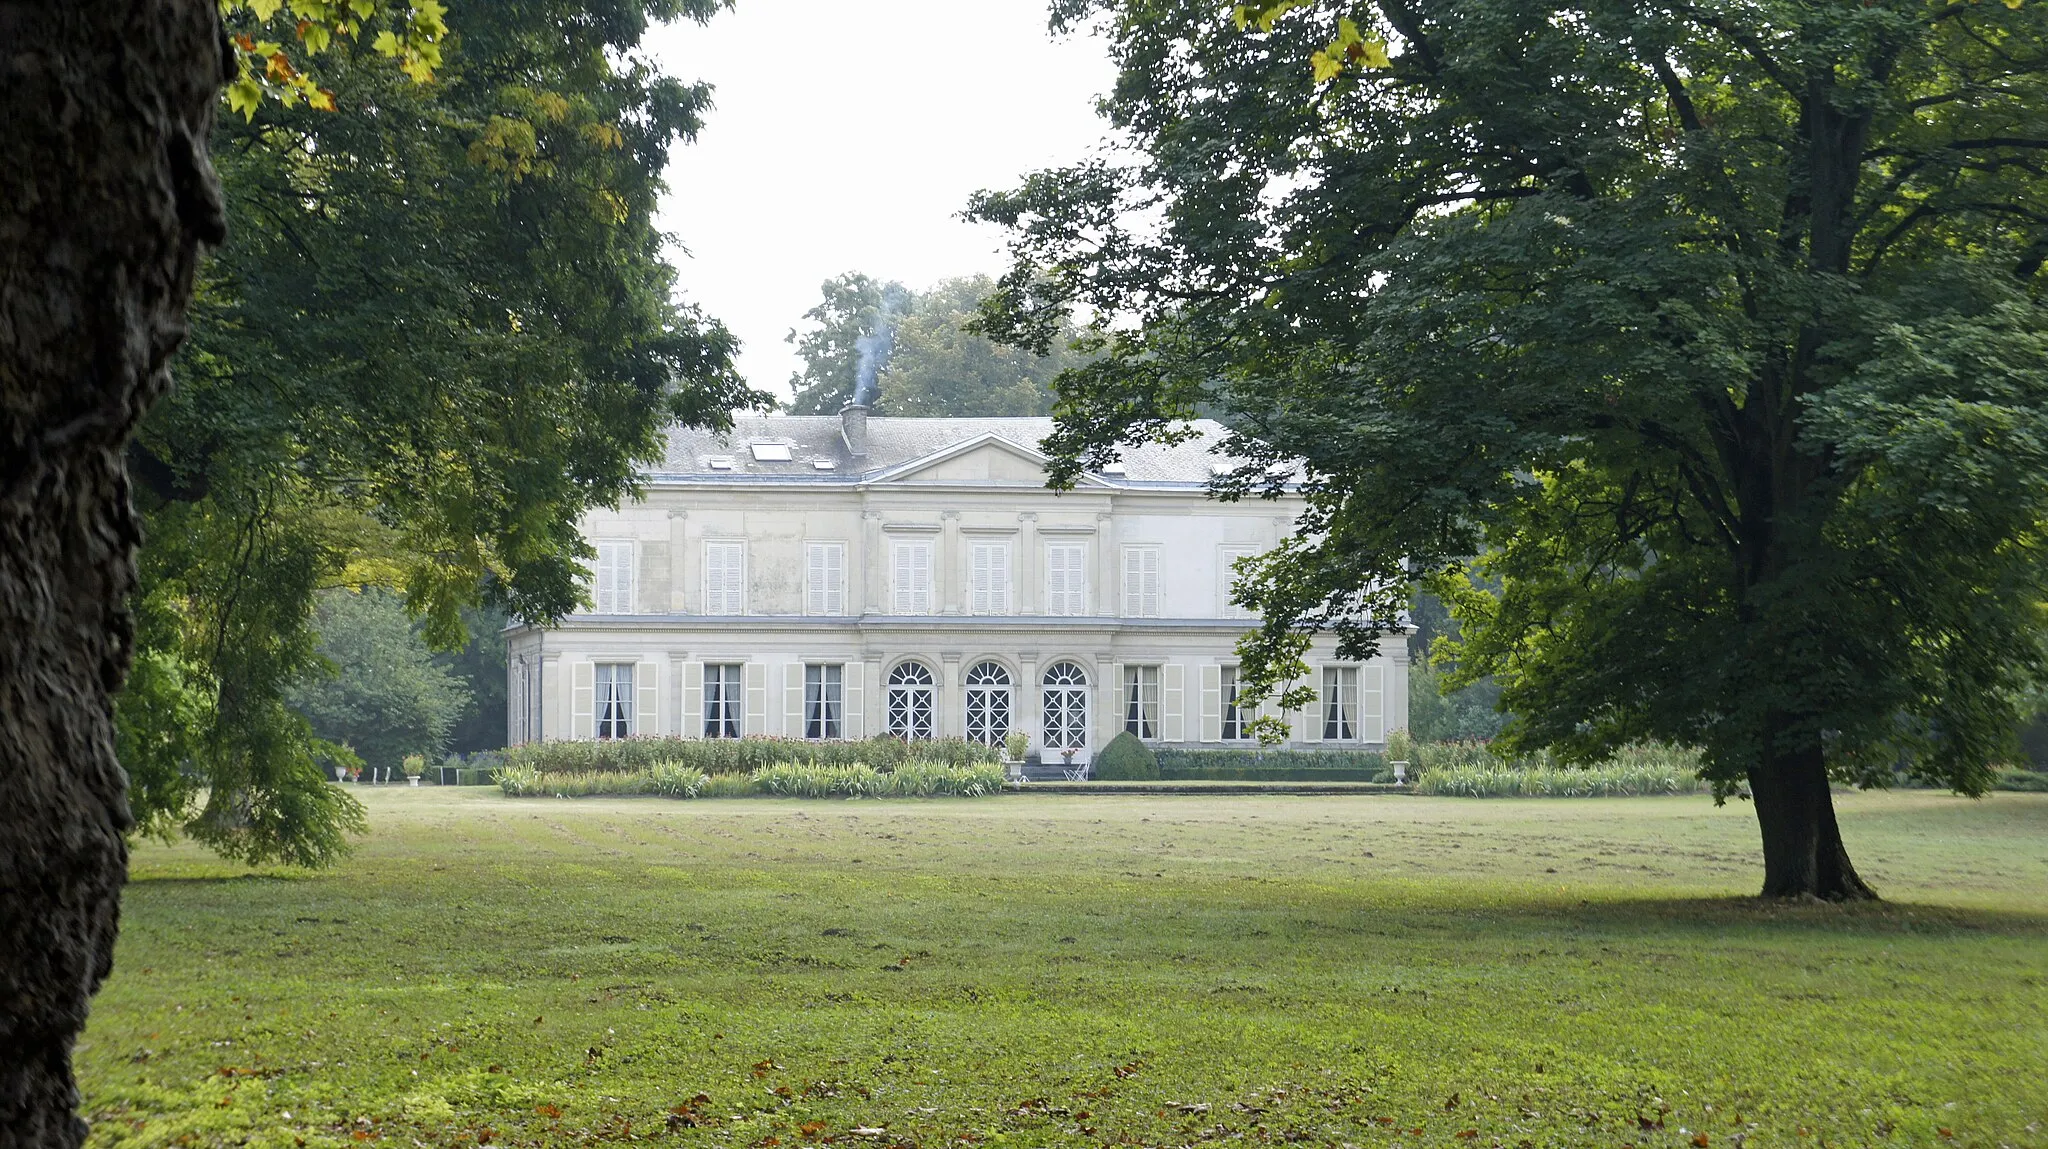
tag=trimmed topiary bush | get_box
[1092,731,1160,780]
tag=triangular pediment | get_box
[870,433,1113,487]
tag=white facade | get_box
[506,411,1407,764]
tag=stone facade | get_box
[506,409,1408,764]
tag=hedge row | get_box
[1155,748,1389,782]
[496,759,1006,800]
[501,735,997,776]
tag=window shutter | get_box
[892,543,913,614]
[1046,546,1066,615]
[682,661,703,735]
[989,545,1009,614]
[1142,548,1160,617]
[705,542,744,615]
[1302,673,1324,743]
[914,544,931,612]
[824,545,843,614]
[785,663,806,737]
[970,546,989,614]
[571,661,595,740]
[1123,549,1140,616]
[807,545,827,615]
[1360,663,1385,743]
[635,660,659,737]
[1105,662,1123,746]
[1162,663,1185,743]
[1200,664,1222,743]
[744,662,766,735]
[843,663,865,739]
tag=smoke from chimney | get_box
[851,283,909,407]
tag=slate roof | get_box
[651,415,1238,487]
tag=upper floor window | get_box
[704,541,745,615]
[703,663,742,738]
[970,542,1011,615]
[891,540,933,614]
[1123,664,1160,739]
[1045,543,1086,616]
[805,663,844,739]
[1322,666,1359,741]
[593,540,634,614]
[1219,546,1258,620]
[806,542,845,615]
[595,662,634,740]
[1221,665,1248,741]
[1123,546,1161,618]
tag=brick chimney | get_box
[839,401,870,458]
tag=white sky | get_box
[643,1,1117,405]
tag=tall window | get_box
[1123,546,1161,617]
[805,664,843,739]
[595,663,634,740]
[593,541,634,614]
[1322,666,1359,740]
[704,541,745,615]
[1123,665,1160,739]
[1045,543,1086,616]
[970,542,1011,614]
[1041,662,1090,753]
[1218,546,1258,619]
[1221,665,1247,741]
[964,661,1012,747]
[891,540,933,614]
[886,661,935,740]
[806,542,845,615]
[703,663,742,738]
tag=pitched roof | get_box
[652,415,1238,487]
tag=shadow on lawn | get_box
[1542,893,2048,939]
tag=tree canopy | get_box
[290,589,470,775]
[120,0,765,866]
[785,273,1085,415]
[974,0,2048,899]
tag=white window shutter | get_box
[1302,673,1324,743]
[705,542,744,615]
[571,661,595,740]
[1360,663,1385,742]
[990,545,1009,614]
[1123,549,1140,616]
[743,662,766,735]
[825,545,843,614]
[785,663,805,737]
[970,546,988,614]
[1162,663,1185,743]
[636,660,659,737]
[915,544,931,612]
[843,663,864,739]
[1200,664,1222,743]
[682,661,703,735]
[892,544,912,614]
[807,545,827,615]
[1142,548,1160,617]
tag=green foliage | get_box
[785,273,1087,415]
[1155,748,1385,781]
[502,736,997,776]
[1407,660,1507,743]
[972,1,2048,891]
[289,589,470,774]
[438,603,510,755]
[1092,731,1161,780]
[121,0,766,864]
[219,0,449,117]
[1993,767,2048,793]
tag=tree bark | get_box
[1747,737,1879,902]
[0,4,228,1144]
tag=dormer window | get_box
[750,442,793,462]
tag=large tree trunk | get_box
[0,4,228,1144]
[1747,738,1879,902]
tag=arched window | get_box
[887,660,936,741]
[1041,661,1090,753]
[964,661,1012,747]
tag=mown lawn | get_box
[78,789,2048,1148]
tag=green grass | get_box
[79,790,2048,1148]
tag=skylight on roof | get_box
[706,456,734,470]
[1100,461,1127,475]
[1210,462,1237,477]
[749,442,793,462]
[812,459,837,470]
